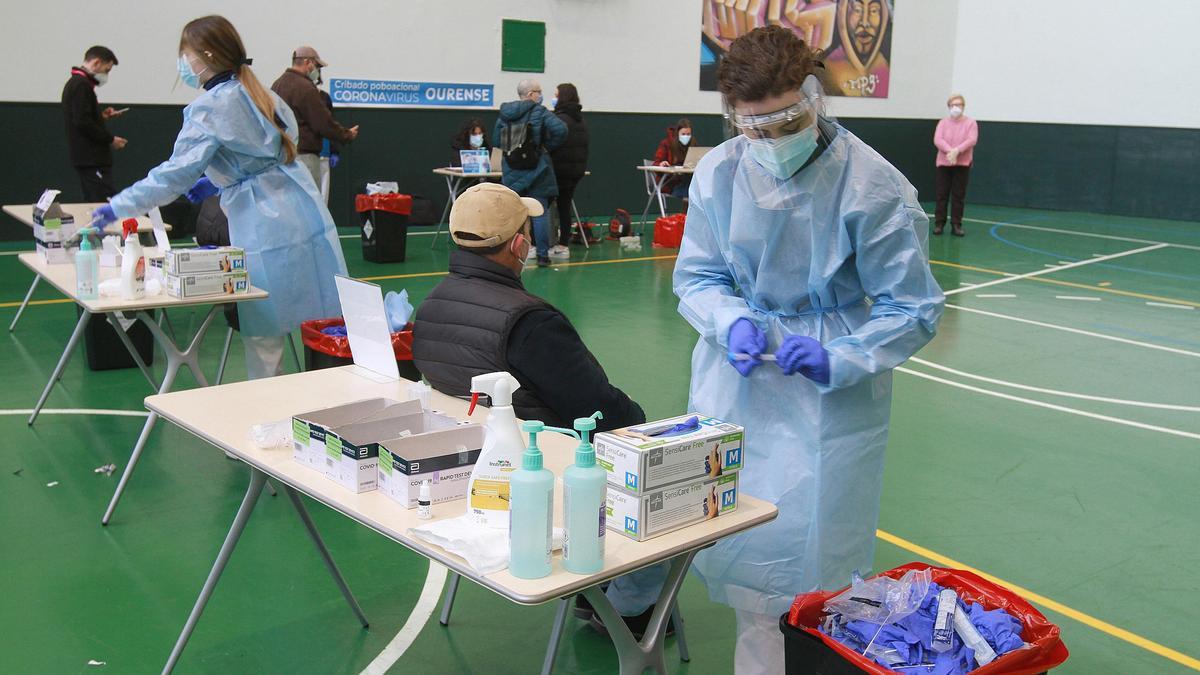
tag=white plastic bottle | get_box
[465,372,525,529]
[118,218,145,300]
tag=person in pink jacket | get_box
[933,94,978,236]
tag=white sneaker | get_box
[527,245,538,259]
[549,244,570,260]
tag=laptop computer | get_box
[683,146,712,168]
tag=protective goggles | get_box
[726,99,817,139]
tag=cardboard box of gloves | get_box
[155,246,249,298]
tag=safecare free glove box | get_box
[606,473,739,541]
[593,414,744,494]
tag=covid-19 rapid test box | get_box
[32,191,79,264]
[606,473,739,541]
[377,425,482,508]
[594,414,744,494]
[292,398,402,471]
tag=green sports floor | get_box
[1,204,1197,673]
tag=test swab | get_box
[732,353,777,361]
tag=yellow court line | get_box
[930,260,1200,308]
[0,297,73,309]
[876,529,1200,671]
[357,254,680,282]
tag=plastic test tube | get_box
[953,602,998,666]
[732,353,778,361]
[932,588,957,652]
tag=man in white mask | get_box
[646,25,944,672]
[62,45,127,201]
[271,46,359,187]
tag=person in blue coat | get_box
[92,15,347,379]
[494,79,567,267]
[607,27,945,672]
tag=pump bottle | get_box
[562,412,608,574]
[74,227,100,300]
[509,421,555,579]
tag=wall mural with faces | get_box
[700,0,894,98]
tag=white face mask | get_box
[746,126,819,180]
[308,67,321,84]
[949,105,963,118]
[93,71,108,87]
[469,133,484,148]
[678,133,691,146]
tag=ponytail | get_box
[238,64,297,164]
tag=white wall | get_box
[951,0,1200,128]
[0,0,957,119]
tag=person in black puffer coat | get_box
[549,83,590,249]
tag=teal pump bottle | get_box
[74,227,99,300]
[509,421,555,579]
[561,412,607,574]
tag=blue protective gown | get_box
[109,78,347,337]
[672,126,944,617]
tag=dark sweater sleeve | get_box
[65,81,112,145]
[506,309,645,431]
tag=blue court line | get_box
[989,224,1200,283]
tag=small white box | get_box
[292,398,401,471]
[33,200,79,264]
[594,414,744,494]
[164,270,249,298]
[606,474,739,541]
[377,425,482,508]
[163,246,245,275]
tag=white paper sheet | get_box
[334,275,399,381]
[148,207,170,251]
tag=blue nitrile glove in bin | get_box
[384,290,414,333]
[90,204,116,228]
[776,334,831,385]
[727,318,766,377]
[321,325,348,337]
[185,177,220,204]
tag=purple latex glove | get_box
[185,177,219,204]
[329,152,340,169]
[727,318,766,377]
[776,334,831,384]
[90,204,116,228]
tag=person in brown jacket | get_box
[270,45,358,187]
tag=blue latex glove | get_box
[321,325,348,337]
[776,335,831,384]
[329,153,340,169]
[90,204,116,228]
[384,290,414,333]
[727,318,766,377]
[650,416,700,438]
[185,176,219,204]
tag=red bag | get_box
[787,563,1069,674]
[355,193,413,215]
[653,213,687,249]
[300,317,414,360]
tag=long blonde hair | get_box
[180,15,297,163]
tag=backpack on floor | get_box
[607,208,633,239]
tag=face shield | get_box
[723,75,836,183]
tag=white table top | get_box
[18,252,267,314]
[636,165,696,175]
[4,203,173,235]
[145,365,778,605]
[433,167,503,179]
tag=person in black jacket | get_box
[62,46,127,201]
[549,83,590,254]
[412,182,644,432]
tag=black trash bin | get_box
[356,193,412,263]
[79,306,156,371]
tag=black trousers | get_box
[934,165,971,226]
[554,175,582,245]
[76,165,116,202]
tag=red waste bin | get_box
[782,563,1069,675]
[356,193,413,263]
[653,213,686,248]
[300,317,420,381]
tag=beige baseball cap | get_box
[450,183,543,248]
[292,46,327,67]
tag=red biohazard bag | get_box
[786,563,1069,675]
[300,317,413,360]
[607,208,633,239]
[652,213,687,248]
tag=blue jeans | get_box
[530,196,551,258]
[605,562,669,616]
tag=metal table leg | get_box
[215,326,234,385]
[284,486,369,628]
[28,307,90,426]
[162,468,267,675]
[9,273,41,332]
[287,333,302,373]
[439,571,462,626]
[105,312,159,391]
[582,550,697,675]
[541,597,572,675]
[103,306,220,525]
[638,172,671,236]
[571,199,589,249]
[432,174,463,248]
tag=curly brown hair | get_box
[716,25,822,105]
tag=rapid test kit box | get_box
[164,270,249,298]
[163,246,245,275]
[594,414,744,493]
[606,474,739,541]
[32,191,79,264]
[377,425,482,508]
[292,398,401,471]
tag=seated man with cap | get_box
[412,183,645,433]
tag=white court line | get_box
[0,408,150,417]
[975,294,1016,299]
[908,357,1200,412]
[1146,302,1195,311]
[897,367,1200,441]
[1056,295,1101,302]
[943,243,1167,296]
[945,304,1200,359]
[338,231,438,239]
[931,213,1200,253]
[360,561,448,674]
